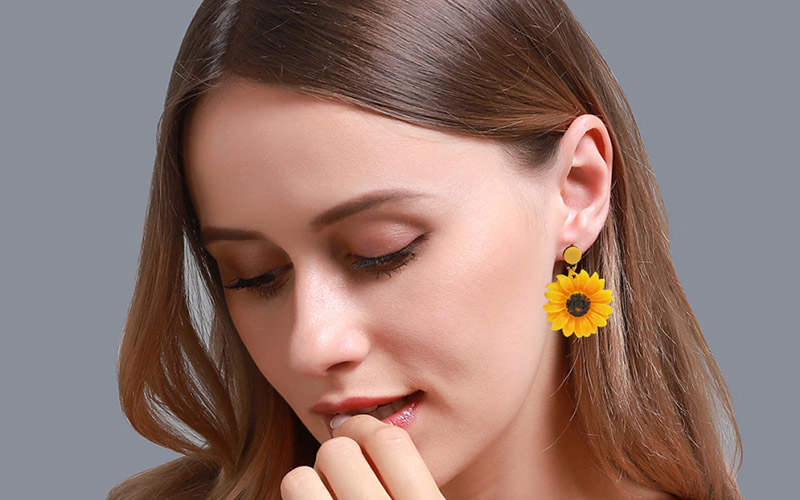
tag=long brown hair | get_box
[109,1,743,499]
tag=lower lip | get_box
[328,390,424,433]
[383,390,424,428]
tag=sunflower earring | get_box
[543,245,613,338]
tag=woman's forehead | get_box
[181,79,520,225]
[184,77,465,155]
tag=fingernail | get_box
[330,414,352,430]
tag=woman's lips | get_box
[326,390,424,432]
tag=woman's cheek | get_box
[225,295,290,374]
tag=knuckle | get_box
[280,466,317,495]
[315,436,361,467]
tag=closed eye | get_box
[222,233,427,300]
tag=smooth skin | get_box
[281,415,444,499]
[183,76,676,500]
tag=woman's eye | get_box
[222,234,427,300]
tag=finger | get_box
[280,466,335,500]
[332,414,444,500]
[313,436,392,500]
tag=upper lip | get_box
[311,391,419,415]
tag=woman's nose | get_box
[286,262,370,377]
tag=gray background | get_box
[1,1,795,498]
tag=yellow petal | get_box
[581,270,594,289]
[545,282,562,292]
[551,313,569,331]
[590,289,613,303]
[564,316,576,336]
[588,310,608,327]
[556,274,574,293]
[544,302,565,313]
[582,279,598,295]
[544,290,567,302]
[574,318,585,337]
[546,311,557,321]
[573,270,584,289]
[585,273,604,294]
[591,303,613,316]
[583,318,594,337]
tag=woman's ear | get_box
[553,114,613,255]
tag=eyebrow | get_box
[199,188,432,246]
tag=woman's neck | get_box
[437,333,674,500]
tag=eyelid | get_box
[223,233,427,290]
[346,233,426,261]
[223,264,290,289]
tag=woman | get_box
[108,1,743,499]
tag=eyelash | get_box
[222,234,427,300]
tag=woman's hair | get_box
[109,1,743,499]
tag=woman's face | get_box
[183,77,570,485]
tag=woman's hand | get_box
[280,414,445,499]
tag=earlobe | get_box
[555,114,613,254]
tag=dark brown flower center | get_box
[566,292,591,317]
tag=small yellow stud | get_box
[563,245,582,266]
